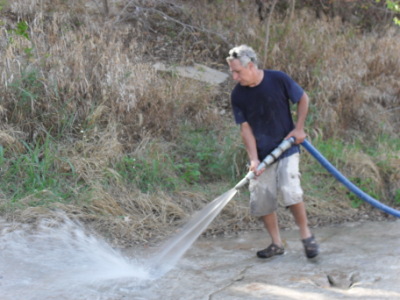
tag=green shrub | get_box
[114,155,180,192]
[0,136,79,207]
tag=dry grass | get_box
[1,1,222,143]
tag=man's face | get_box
[228,59,253,86]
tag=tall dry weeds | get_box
[0,2,228,165]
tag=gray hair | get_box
[227,45,258,67]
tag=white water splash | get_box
[0,189,239,299]
[0,214,151,300]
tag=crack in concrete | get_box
[208,265,252,300]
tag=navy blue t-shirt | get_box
[231,70,304,160]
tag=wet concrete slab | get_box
[148,220,400,300]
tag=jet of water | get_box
[148,188,238,277]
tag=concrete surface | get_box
[144,220,400,300]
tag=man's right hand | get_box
[249,159,264,176]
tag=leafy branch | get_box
[376,0,400,25]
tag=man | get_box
[227,45,319,259]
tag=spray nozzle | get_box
[234,137,296,190]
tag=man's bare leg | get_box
[256,212,285,258]
[290,202,319,258]
[289,202,312,239]
[262,212,283,246]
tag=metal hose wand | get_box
[234,137,296,190]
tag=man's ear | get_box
[248,61,256,70]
